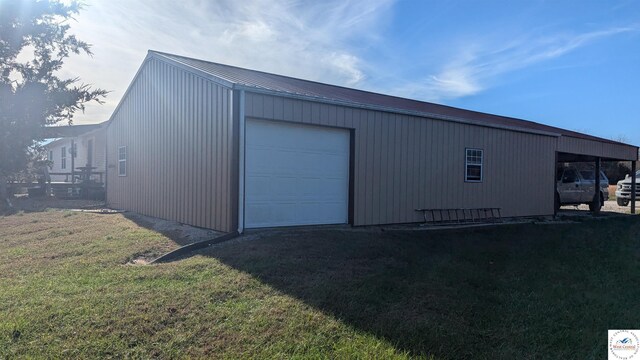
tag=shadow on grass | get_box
[123,212,224,248]
[195,219,640,359]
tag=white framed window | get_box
[61,147,67,169]
[118,146,127,176]
[48,150,53,162]
[465,148,483,182]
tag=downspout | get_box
[237,90,246,234]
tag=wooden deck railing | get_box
[48,171,104,184]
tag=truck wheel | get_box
[589,194,603,212]
[617,198,629,207]
[555,192,561,212]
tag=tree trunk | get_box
[0,175,10,210]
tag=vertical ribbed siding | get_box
[245,92,558,225]
[106,58,235,232]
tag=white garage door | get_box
[245,119,350,228]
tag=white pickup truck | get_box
[615,171,640,206]
[555,166,609,211]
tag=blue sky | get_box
[64,0,640,145]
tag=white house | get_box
[46,125,107,183]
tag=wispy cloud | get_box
[56,1,640,123]
[395,25,640,102]
[61,0,394,123]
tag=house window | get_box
[465,148,483,182]
[48,150,53,162]
[118,146,127,176]
[61,147,67,169]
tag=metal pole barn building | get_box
[104,51,639,233]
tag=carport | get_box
[555,136,638,214]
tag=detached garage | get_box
[105,51,639,233]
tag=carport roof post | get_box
[594,157,601,213]
[632,161,637,214]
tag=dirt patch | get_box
[125,251,158,265]
[128,258,149,265]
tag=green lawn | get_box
[1,210,639,359]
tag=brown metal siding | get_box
[245,92,557,225]
[106,58,235,232]
[558,136,638,161]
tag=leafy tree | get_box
[602,161,631,183]
[0,0,106,207]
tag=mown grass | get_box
[1,211,639,359]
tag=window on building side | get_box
[61,147,67,169]
[465,148,483,182]
[118,146,127,176]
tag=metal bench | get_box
[414,207,502,225]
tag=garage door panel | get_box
[245,119,349,228]
[298,178,323,197]
[274,151,299,172]
[245,175,271,201]
[247,176,300,200]
[246,201,346,227]
[245,149,271,173]
[272,176,299,199]
[246,202,298,227]
[296,202,345,223]
[323,154,349,175]
[321,178,347,198]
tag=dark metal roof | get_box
[152,51,626,145]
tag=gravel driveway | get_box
[559,200,638,215]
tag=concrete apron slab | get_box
[151,231,240,264]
